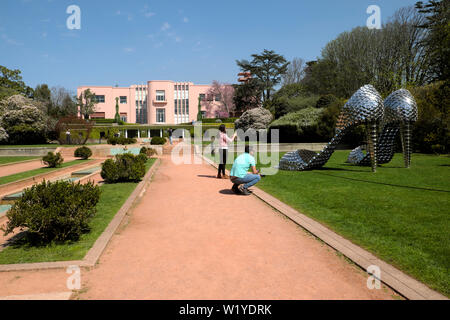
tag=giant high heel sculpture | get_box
[279,84,384,172]
[347,89,418,168]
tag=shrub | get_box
[150,136,166,145]
[42,152,64,168]
[140,146,157,157]
[101,153,146,183]
[1,180,101,244]
[74,146,92,159]
[107,136,136,145]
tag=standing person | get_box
[168,128,173,145]
[230,145,260,195]
[217,124,237,179]
[66,129,71,145]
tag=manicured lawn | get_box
[214,150,450,296]
[0,160,90,185]
[0,156,40,165]
[0,158,156,264]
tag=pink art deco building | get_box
[77,81,225,125]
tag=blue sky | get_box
[0,0,419,93]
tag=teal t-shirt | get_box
[230,153,256,178]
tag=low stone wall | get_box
[0,147,57,156]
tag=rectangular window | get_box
[206,94,213,101]
[174,100,177,114]
[95,95,105,103]
[156,108,165,123]
[199,94,205,101]
[174,85,177,90]
[215,94,221,102]
[136,101,139,107]
[156,90,165,101]
[186,100,189,114]
[182,99,185,114]
[120,96,127,104]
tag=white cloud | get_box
[145,12,155,18]
[127,14,133,21]
[42,53,49,58]
[42,32,47,38]
[115,10,121,15]
[161,22,170,31]
[183,17,189,23]
[123,47,135,53]
[175,36,181,42]
[154,42,163,48]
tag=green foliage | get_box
[416,0,450,82]
[269,107,325,142]
[265,83,320,119]
[42,152,63,168]
[200,117,238,123]
[0,65,34,100]
[101,153,146,183]
[1,180,101,244]
[93,119,125,125]
[74,146,92,159]
[150,136,166,145]
[315,94,339,109]
[107,136,137,145]
[6,124,47,144]
[77,89,97,120]
[236,49,289,102]
[232,79,264,113]
[140,146,157,157]
[410,81,449,153]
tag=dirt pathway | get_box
[0,154,396,299]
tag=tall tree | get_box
[0,65,33,100]
[416,0,450,82]
[50,86,77,117]
[232,79,264,115]
[282,57,305,85]
[77,89,97,119]
[236,49,289,102]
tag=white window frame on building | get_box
[120,96,127,104]
[156,108,165,123]
[156,90,166,101]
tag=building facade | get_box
[77,81,225,125]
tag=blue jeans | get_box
[169,136,173,144]
[231,174,261,189]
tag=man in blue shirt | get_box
[230,145,261,195]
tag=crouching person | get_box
[230,145,261,195]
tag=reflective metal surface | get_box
[347,89,418,168]
[279,85,384,172]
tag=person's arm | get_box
[251,165,259,174]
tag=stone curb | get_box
[0,158,161,272]
[198,151,447,300]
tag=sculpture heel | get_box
[400,122,412,168]
[367,121,378,172]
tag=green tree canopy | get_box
[0,65,33,100]
[236,49,289,102]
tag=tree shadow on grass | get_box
[313,171,450,193]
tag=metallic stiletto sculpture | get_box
[347,89,418,168]
[279,85,384,172]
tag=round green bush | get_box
[140,146,157,157]
[74,146,92,159]
[42,151,64,168]
[101,153,146,183]
[150,136,166,145]
[3,180,101,244]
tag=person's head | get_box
[219,124,226,133]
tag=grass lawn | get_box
[0,158,156,264]
[213,150,450,296]
[0,156,40,165]
[0,160,90,185]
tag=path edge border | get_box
[198,151,447,301]
[0,157,161,273]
